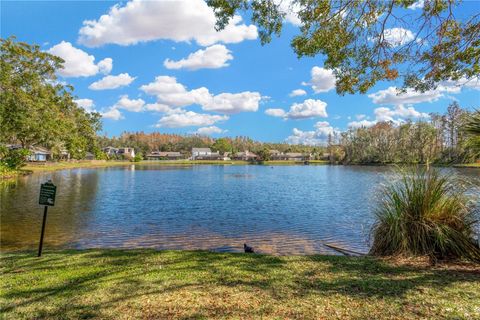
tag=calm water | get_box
[1,165,478,255]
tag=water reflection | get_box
[1,165,478,255]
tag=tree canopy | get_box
[0,37,102,159]
[207,0,480,94]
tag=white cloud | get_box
[383,28,415,47]
[48,41,113,77]
[286,121,337,145]
[102,107,123,120]
[140,76,261,113]
[97,57,113,74]
[439,77,480,92]
[408,0,424,10]
[289,89,307,97]
[164,44,233,70]
[114,95,145,112]
[144,103,179,113]
[276,0,302,26]
[155,110,228,128]
[265,108,286,117]
[78,0,257,47]
[347,119,378,128]
[89,73,136,90]
[265,99,328,119]
[195,126,226,135]
[74,98,95,113]
[368,86,443,105]
[204,92,261,114]
[355,114,367,120]
[140,76,210,107]
[286,99,328,119]
[303,67,336,93]
[374,104,429,122]
[348,105,429,128]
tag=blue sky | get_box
[2,0,479,144]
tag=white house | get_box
[191,147,221,160]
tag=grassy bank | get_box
[1,250,479,319]
[20,159,328,174]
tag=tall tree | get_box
[207,0,480,94]
[0,37,102,157]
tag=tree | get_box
[207,0,480,94]
[0,37,102,158]
[211,138,233,154]
[256,147,271,161]
[463,109,480,158]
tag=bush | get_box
[0,146,30,170]
[370,166,480,262]
[131,154,143,162]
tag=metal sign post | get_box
[38,180,56,257]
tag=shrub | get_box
[0,146,30,170]
[131,154,143,162]
[370,166,480,262]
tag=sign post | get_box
[38,180,56,257]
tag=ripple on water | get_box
[2,165,477,255]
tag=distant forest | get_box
[99,102,478,165]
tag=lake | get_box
[1,165,478,255]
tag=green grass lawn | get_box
[1,250,479,319]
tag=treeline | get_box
[339,103,478,164]
[0,38,102,162]
[99,133,325,157]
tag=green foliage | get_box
[207,0,480,94]
[132,153,143,162]
[0,37,102,159]
[256,147,271,161]
[463,109,480,157]
[211,138,233,154]
[342,104,476,164]
[370,166,480,262]
[0,146,30,170]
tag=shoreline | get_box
[1,249,478,319]
[1,159,478,180]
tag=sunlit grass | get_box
[1,249,479,319]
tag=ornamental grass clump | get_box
[370,166,480,262]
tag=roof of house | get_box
[285,153,303,157]
[192,148,211,153]
[147,152,182,157]
[235,151,257,157]
[30,146,51,154]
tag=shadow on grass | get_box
[1,249,479,319]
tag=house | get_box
[146,151,183,160]
[233,150,258,161]
[84,152,95,160]
[117,147,135,158]
[102,146,135,159]
[269,150,311,161]
[191,147,221,160]
[102,146,118,156]
[27,146,51,162]
[285,153,310,161]
[270,150,287,160]
[59,149,70,160]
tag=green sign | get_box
[39,181,56,206]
